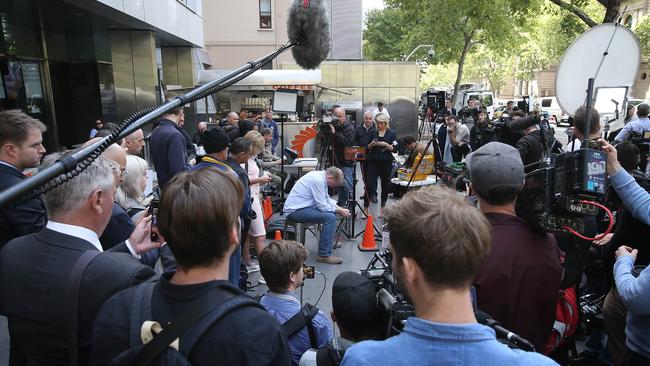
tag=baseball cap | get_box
[201,127,230,154]
[332,272,378,329]
[466,142,525,198]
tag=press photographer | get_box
[470,109,497,151]
[614,103,650,145]
[468,142,563,353]
[328,107,356,207]
[341,185,556,365]
[440,115,470,164]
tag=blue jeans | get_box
[287,207,337,257]
[336,166,354,207]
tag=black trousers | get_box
[450,144,471,162]
[365,159,393,207]
[622,348,650,366]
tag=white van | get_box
[534,97,570,126]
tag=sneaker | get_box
[316,255,343,264]
[258,276,267,285]
[246,263,260,273]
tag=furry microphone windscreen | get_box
[287,0,331,70]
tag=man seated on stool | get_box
[283,166,350,264]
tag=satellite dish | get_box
[556,23,641,117]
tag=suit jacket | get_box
[99,203,135,250]
[0,228,155,366]
[0,163,47,250]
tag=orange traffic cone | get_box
[263,197,273,222]
[274,230,282,240]
[358,215,379,252]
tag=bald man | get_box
[124,129,145,156]
[83,139,134,249]
[192,122,208,145]
[331,107,356,207]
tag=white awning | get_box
[197,69,321,91]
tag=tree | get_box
[548,0,617,27]
[383,0,540,104]
[363,8,408,61]
[634,14,650,60]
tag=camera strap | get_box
[282,303,320,348]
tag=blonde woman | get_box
[366,113,397,216]
[242,131,272,276]
[115,155,151,218]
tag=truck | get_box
[453,84,495,116]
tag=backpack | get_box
[111,281,265,366]
[544,285,579,355]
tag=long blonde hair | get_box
[243,130,265,156]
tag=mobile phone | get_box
[302,265,315,279]
[148,199,160,242]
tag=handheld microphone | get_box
[287,0,331,69]
[475,309,536,352]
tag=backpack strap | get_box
[316,346,340,366]
[127,281,157,346]
[65,250,101,366]
[282,303,320,348]
[129,283,261,364]
[178,292,265,356]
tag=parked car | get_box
[493,105,507,119]
[533,96,570,126]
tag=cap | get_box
[332,272,378,327]
[466,142,525,198]
[201,127,230,154]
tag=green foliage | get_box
[363,8,408,61]
[634,14,650,60]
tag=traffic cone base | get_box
[358,214,379,252]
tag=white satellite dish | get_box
[556,23,641,117]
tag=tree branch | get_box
[548,0,598,27]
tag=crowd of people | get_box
[0,93,649,366]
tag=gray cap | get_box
[466,142,525,198]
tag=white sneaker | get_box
[258,276,267,285]
[246,263,260,273]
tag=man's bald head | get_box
[334,107,346,125]
[227,112,239,126]
[197,121,207,132]
[124,129,145,155]
[82,139,127,185]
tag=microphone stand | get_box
[0,42,296,209]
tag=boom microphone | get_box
[287,0,331,69]
[475,309,536,351]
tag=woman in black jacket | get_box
[365,113,397,216]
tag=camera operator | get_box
[600,138,650,227]
[300,271,382,366]
[614,103,650,144]
[341,185,556,366]
[329,107,356,207]
[441,115,470,165]
[259,240,333,366]
[515,118,561,173]
[470,109,497,151]
[468,142,562,352]
[599,141,650,364]
[498,110,525,147]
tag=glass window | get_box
[259,0,272,29]
[541,99,552,107]
[479,94,493,107]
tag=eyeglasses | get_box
[112,167,128,178]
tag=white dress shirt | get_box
[46,220,103,251]
[283,171,337,215]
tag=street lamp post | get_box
[404,45,434,62]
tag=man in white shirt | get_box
[0,155,158,365]
[372,102,390,120]
[283,167,351,264]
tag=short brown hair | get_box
[259,240,309,293]
[573,106,600,137]
[383,185,491,289]
[159,167,243,269]
[0,110,46,146]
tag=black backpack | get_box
[111,281,264,366]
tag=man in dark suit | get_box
[0,155,157,366]
[0,110,48,250]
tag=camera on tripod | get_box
[517,147,607,234]
[317,115,335,135]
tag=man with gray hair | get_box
[283,167,351,264]
[0,155,157,365]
